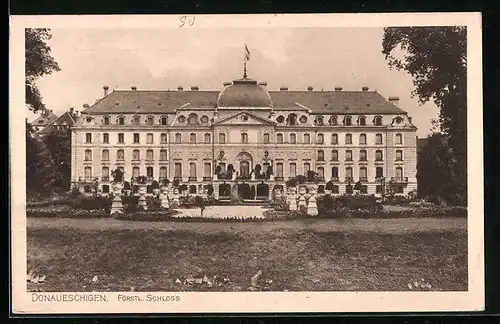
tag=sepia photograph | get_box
[10,13,483,313]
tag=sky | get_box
[32,27,439,137]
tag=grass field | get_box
[27,221,467,292]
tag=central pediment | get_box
[213,111,276,126]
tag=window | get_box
[103,133,109,144]
[84,167,92,180]
[375,150,383,161]
[315,116,324,126]
[396,167,404,179]
[189,185,197,194]
[102,185,109,193]
[360,150,367,161]
[175,133,182,143]
[331,150,339,161]
[329,116,338,126]
[299,115,308,123]
[396,150,403,161]
[219,163,226,173]
[331,166,339,179]
[331,185,339,194]
[359,167,367,180]
[360,185,368,194]
[359,134,366,145]
[345,167,353,180]
[317,150,324,161]
[304,163,311,174]
[331,134,338,144]
[189,163,197,178]
[277,116,285,123]
[263,133,270,144]
[376,167,384,179]
[276,163,284,177]
[133,167,140,179]
[118,133,124,144]
[358,116,366,126]
[146,149,154,161]
[133,133,140,144]
[85,133,92,143]
[345,133,352,144]
[304,133,311,144]
[147,167,154,179]
[160,167,168,180]
[395,185,404,194]
[204,162,211,177]
[375,133,383,144]
[317,133,324,144]
[146,116,154,125]
[289,163,297,177]
[241,133,248,143]
[133,149,140,161]
[103,116,110,125]
[376,185,384,194]
[178,115,186,123]
[219,133,226,144]
[346,150,353,161]
[102,149,109,161]
[117,149,124,160]
[187,113,198,125]
[344,116,352,126]
[147,133,154,144]
[161,116,168,125]
[287,114,297,126]
[102,167,109,180]
[188,133,195,143]
[204,133,211,144]
[174,163,182,178]
[277,133,283,144]
[132,116,140,125]
[160,149,167,161]
[161,133,167,144]
[84,149,92,161]
[374,116,383,126]
[201,115,209,123]
[317,167,324,179]
[396,133,403,144]
[118,116,125,125]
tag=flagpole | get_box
[243,56,247,78]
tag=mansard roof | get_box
[38,111,77,135]
[82,89,406,115]
[32,110,58,125]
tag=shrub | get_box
[114,209,179,222]
[75,196,112,212]
[146,195,162,211]
[317,194,382,215]
[122,195,139,213]
[26,207,109,218]
[70,186,81,198]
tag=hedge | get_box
[26,208,110,219]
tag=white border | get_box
[10,13,484,314]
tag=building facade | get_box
[71,73,417,199]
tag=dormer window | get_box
[85,117,92,123]
[343,116,352,126]
[299,115,308,123]
[241,115,249,121]
[287,114,297,126]
[395,116,403,124]
[277,116,285,123]
[329,116,338,126]
[103,116,110,125]
[146,116,154,125]
[200,115,209,123]
[118,116,125,125]
[314,116,324,126]
[374,116,383,126]
[358,116,366,126]
[188,113,198,125]
[178,115,186,123]
[160,116,168,125]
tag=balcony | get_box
[203,176,212,181]
[147,176,154,181]
[390,177,408,183]
[345,177,353,183]
[188,176,197,181]
[317,177,325,182]
[217,174,233,180]
[359,177,368,182]
[174,176,182,181]
[274,176,284,181]
[101,176,110,181]
[331,177,339,182]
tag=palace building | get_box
[71,70,417,199]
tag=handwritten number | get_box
[179,16,195,27]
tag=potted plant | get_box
[215,165,222,179]
[123,181,132,196]
[136,176,147,195]
[172,178,180,188]
[151,180,160,195]
[296,175,306,184]
[111,168,124,193]
[285,177,298,188]
[325,180,334,195]
[179,184,188,195]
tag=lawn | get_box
[26,224,467,292]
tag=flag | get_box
[245,44,251,61]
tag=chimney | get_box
[388,96,400,105]
[335,86,343,91]
[83,103,90,110]
[362,86,369,92]
[103,85,109,97]
[191,86,199,91]
[69,107,74,115]
[177,86,183,91]
[131,86,137,91]
[258,81,267,88]
[307,86,314,91]
[223,82,232,87]
[408,116,412,123]
[280,86,288,91]
[75,110,79,117]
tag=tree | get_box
[382,27,467,197]
[26,29,61,112]
[43,130,71,190]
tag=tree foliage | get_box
[382,27,467,196]
[42,130,71,190]
[25,28,61,112]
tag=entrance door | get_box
[256,184,269,200]
[238,183,251,199]
[240,161,250,177]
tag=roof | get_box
[217,77,273,107]
[83,89,407,115]
[32,110,58,126]
[38,111,77,135]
